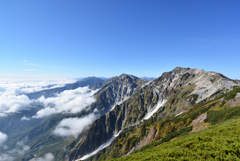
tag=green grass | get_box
[206,106,240,125]
[93,87,240,161]
[134,126,192,154]
[109,116,240,161]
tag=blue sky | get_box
[0,0,240,79]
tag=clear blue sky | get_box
[0,0,240,79]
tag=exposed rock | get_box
[68,74,146,161]
[68,67,239,161]
[190,113,210,133]
[226,93,240,108]
[124,127,157,156]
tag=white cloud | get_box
[0,138,30,161]
[0,79,75,95]
[8,138,30,156]
[19,80,75,94]
[53,113,96,138]
[0,153,14,161]
[0,93,32,113]
[35,153,54,161]
[33,86,98,118]
[21,116,30,121]
[0,132,7,146]
[0,79,76,115]
[24,69,36,72]
[8,144,30,156]
[0,80,97,119]
[33,107,57,118]
[0,113,6,117]
[23,60,27,63]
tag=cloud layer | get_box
[35,153,54,161]
[33,86,98,118]
[0,79,76,116]
[0,132,7,146]
[53,113,96,138]
[0,79,75,95]
[0,94,32,114]
[21,116,30,121]
[0,138,30,161]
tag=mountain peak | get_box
[82,76,103,81]
[172,66,191,73]
[119,73,129,77]
[118,73,138,80]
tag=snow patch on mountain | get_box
[143,99,167,120]
[175,111,185,117]
[78,130,122,161]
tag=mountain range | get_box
[0,67,240,161]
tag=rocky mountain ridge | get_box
[1,67,239,161]
[68,67,240,161]
[7,74,146,161]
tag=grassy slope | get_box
[110,114,240,161]
[89,88,240,161]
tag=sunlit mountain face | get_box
[1,1,240,160]
[0,67,240,161]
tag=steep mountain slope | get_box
[110,108,240,161]
[95,74,146,110]
[0,77,104,161]
[2,74,146,161]
[53,74,147,160]
[68,67,240,161]
[141,77,156,81]
[84,84,240,161]
[2,67,239,161]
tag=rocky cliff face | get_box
[2,74,145,161]
[67,74,146,161]
[87,74,147,115]
[68,67,240,161]
[98,74,146,106]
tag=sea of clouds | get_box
[0,130,55,161]
[0,131,8,146]
[0,79,102,161]
[0,79,100,139]
[0,79,75,115]
[53,113,97,138]
[0,136,30,161]
[33,86,98,118]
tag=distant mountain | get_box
[75,77,110,81]
[2,67,240,161]
[141,77,156,81]
[67,67,240,161]
[66,74,146,160]
[74,77,85,81]
[97,77,110,81]
[1,73,146,161]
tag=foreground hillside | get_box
[1,67,239,161]
[74,67,240,161]
[84,87,240,161]
[110,107,240,161]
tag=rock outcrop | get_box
[69,67,240,161]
